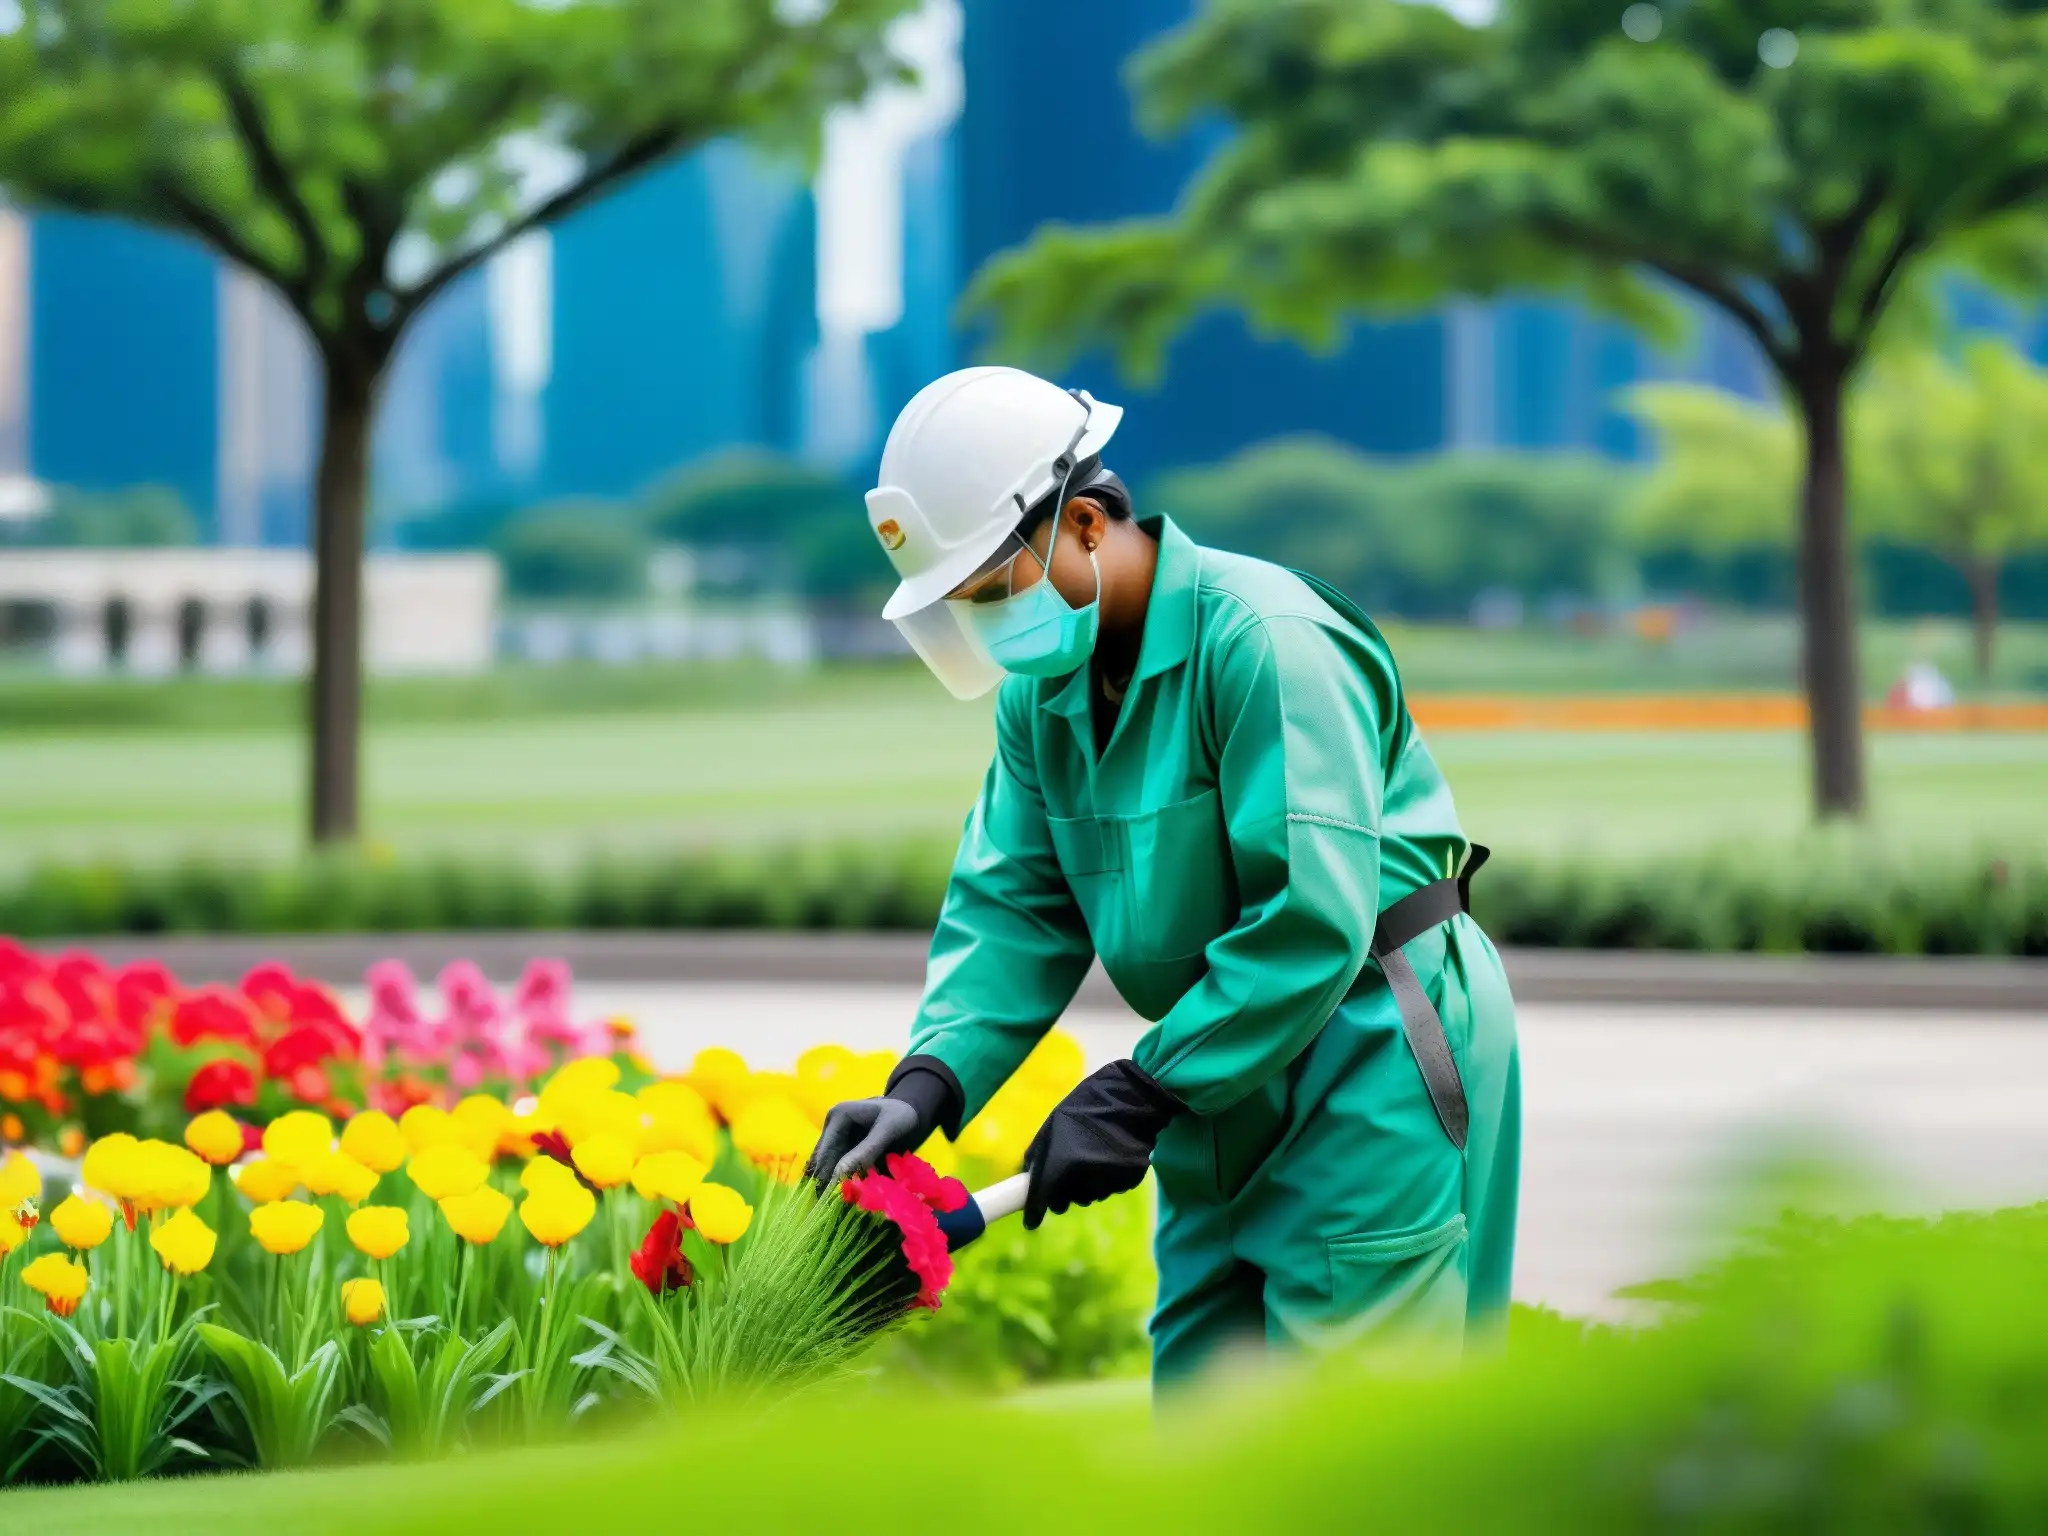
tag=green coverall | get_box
[906,515,1521,1384]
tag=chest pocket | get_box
[1050,791,1236,965]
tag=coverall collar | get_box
[1040,514,1199,721]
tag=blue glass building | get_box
[27,214,219,521]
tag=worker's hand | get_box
[1022,1060,1183,1230]
[805,1058,963,1189]
[806,1096,924,1188]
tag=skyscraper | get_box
[27,213,219,520]
[953,0,1448,483]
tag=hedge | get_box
[1,842,2042,956]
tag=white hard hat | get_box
[866,366,1122,698]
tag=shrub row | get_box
[1,842,2042,956]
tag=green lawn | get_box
[1,624,2041,868]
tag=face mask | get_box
[955,548,1100,678]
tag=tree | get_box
[0,0,911,841]
[967,0,2048,819]
[1622,385,1801,553]
[494,501,649,603]
[1151,437,1633,618]
[1859,339,2048,679]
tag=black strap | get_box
[1368,844,1489,1152]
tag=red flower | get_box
[286,1064,332,1105]
[46,952,113,1030]
[184,1058,258,1114]
[263,1022,341,1078]
[630,1209,693,1294]
[883,1152,968,1214]
[0,939,44,989]
[239,962,298,1021]
[843,1165,954,1310]
[530,1128,575,1165]
[239,1119,266,1156]
[170,989,259,1048]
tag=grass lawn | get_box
[0,624,2041,868]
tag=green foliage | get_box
[493,504,650,603]
[641,450,882,600]
[0,487,199,550]
[1151,438,1635,617]
[967,0,2048,817]
[4,1315,220,1483]
[196,1327,347,1471]
[342,1321,519,1463]
[0,839,2040,954]
[593,1181,920,1410]
[28,1200,2048,1530]
[971,0,2048,383]
[0,0,916,350]
[1624,384,1804,551]
[885,1183,1154,1391]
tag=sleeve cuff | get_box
[886,1054,967,1142]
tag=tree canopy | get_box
[968,0,2048,817]
[0,0,914,841]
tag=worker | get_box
[808,366,1520,1384]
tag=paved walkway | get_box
[548,983,2048,1319]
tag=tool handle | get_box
[934,1170,1032,1252]
[972,1172,1030,1226]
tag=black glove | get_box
[805,1056,963,1188]
[1022,1060,1183,1230]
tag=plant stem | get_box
[452,1244,470,1338]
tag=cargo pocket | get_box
[1125,789,1234,961]
[1321,1213,1469,1358]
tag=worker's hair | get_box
[1016,457,1132,539]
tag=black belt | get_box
[1369,844,1488,1152]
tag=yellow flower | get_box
[345,1205,409,1260]
[503,1101,553,1159]
[49,1195,113,1252]
[795,1042,856,1083]
[637,1082,718,1163]
[630,1150,706,1206]
[407,1144,488,1202]
[0,1210,23,1257]
[80,1133,145,1204]
[21,1253,88,1316]
[730,1095,819,1185]
[184,1110,245,1167]
[539,1057,619,1111]
[263,1110,335,1170]
[135,1141,212,1212]
[298,1150,349,1199]
[398,1104,460,1156]
[150,1208,217,1275]
[341,1277,385,1326]
[518,1181,595,1248]
[687,1182,753,1245]
[1021,1029,1087,1095]
[249,1199,325,1256]
[339,1111,406,1174]
[520,1154,581,1195]
[0,1150,41,1206]
[451,1095,511,1163]
[332,1155,380,1206]
[570,1133,634,1190]
[235,1157,299,1204]
[687,1047,747,1119]
[439,1185,513,1246]
[554,1090,643,1155]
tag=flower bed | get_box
[0,939,1095,1486]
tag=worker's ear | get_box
[1061,496,1108,553]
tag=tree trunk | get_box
[1965,555,1998,683]
[308,362,377,845]
[1795,369,1866,819]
